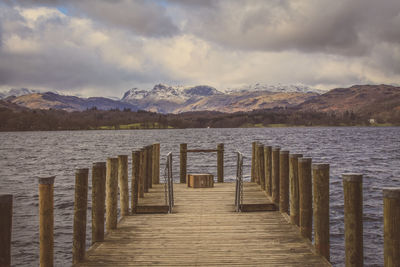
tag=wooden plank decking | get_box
[78,183,331,266]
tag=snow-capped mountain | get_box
[122,84,222,103]
[0,88,41,99]
[122,88,148,100]
[226,83,324,94]
[120,83,320,113]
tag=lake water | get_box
[0,127,399,266]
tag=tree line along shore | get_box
[1,106,398,131]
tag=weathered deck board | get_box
[78,183,330,266]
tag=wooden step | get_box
[241,203,277,212]
[136,205,169,214]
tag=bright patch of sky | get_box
[57,6,68,15]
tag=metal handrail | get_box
[164,152,174,213]
[235,151,244,212]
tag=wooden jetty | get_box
[78,182,330,266]
[1,142,399,267]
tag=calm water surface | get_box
[0,127,399,266]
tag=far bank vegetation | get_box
[0,106,398,131]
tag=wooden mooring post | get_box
[139,149,145,198]
[118,155,129,216]
[92,162,106,244]
[72,168,89,264]
[39,176,55,267]
[217,143,224,183]
[147,146,153,189]
[180,143,187,183]
[298,158,312,240]
[272,146,280,206]
[289,154,302,226]
[251,142,256,182]
[143,148,149,193]
[106,158,118,230]
[383,187,400,267]
[254,143,260,184]
[257,143,265,190]
[279,150,289,213]
[342,173,363,267]
[132,151,140,214]
[264,146,272,197]
[313,163,330,261]
[152,144,160,184]
[0,194,12,267]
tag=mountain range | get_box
[1,84,399,118]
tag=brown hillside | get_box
[175,91,318,113]
[8,92,138,111]
[298,84,400,115]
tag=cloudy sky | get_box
[0,0,399,97]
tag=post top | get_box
[298,157,312,163]
[280,150,289,154]
[118,154,128,158]
[38,176,55,185]
[75,168,89,174]
[107,157,118,162]
[93,162,106,167]
[342,173,363,182]
[289,154,303,158]
[272,146,281,151]
[0,194,12,203]
[264,145,272,149]
[312,163,329,170]
[383,187,400,199]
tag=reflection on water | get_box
[0,127,399,266]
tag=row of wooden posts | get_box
[250,141,399,267]
[0,143,160,267]
[179,143,224,183]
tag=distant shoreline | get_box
[0,124,398,133]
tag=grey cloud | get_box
[179,0,400,57]
[6,0,179,38]
[2,0,62,7]
[0,21,2,48]
[370,44,400,75]
[0,48,163,96]
[164,0,216,8]
[0,46,126,92]
[72,0,179,37]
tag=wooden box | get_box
[187,174,214,188]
